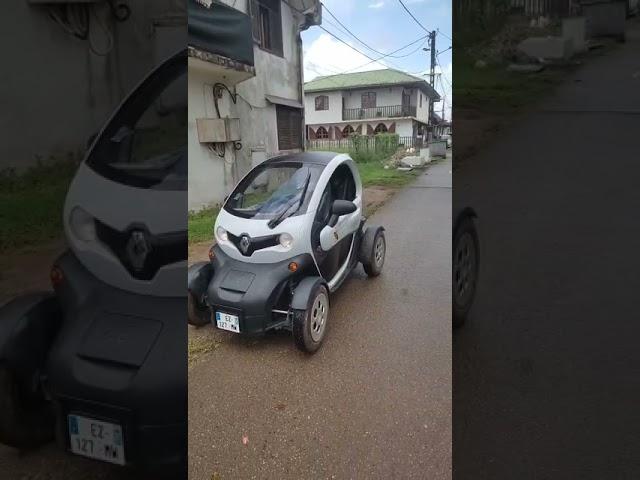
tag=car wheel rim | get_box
[454,232,476,306]
[309,291,329,342]
[374,235,385,268]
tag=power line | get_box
[397,0,430,33]
[321,3,389,57]
[436,28,453,43]
[435,56,451,88]
[341,33,428,73]
[316,25,396,67]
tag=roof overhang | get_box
[266,94,303,109]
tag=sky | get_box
[301,0,452,120]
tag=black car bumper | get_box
[206,245,316,335]
[45,251,186,474]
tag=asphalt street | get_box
[453,19,640,479]
[188,155,452,479]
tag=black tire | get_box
[292,284,329,353]
[360,227,386,277]
[187,292,209,327]
[0,365,54,450]
[453,215,479,328]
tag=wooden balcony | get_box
[342,104,417,121]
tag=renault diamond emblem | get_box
[125,230,150,271]
[239,234,251,254]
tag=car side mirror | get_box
[328,200,356,227]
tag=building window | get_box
[420,93,422,108]
[276,105,302,150]
[374,123,387,134]
[315,95,329,111]
[361,92,376,109]
[316,126,329,139]
[250,0,283,56]
[342,125,354,138]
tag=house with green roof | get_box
[303,68,440,144]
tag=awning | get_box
[265,94,303,109]
[188,0,254,67]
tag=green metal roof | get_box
[304,68,440,100]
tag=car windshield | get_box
[224,163,320,220]
[86,53,187,190]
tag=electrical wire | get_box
[88,4,115,56]
[339,33,429,73]
[322,2,428,60]
[436,56,451,88]
[397,0,430,33]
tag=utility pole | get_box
[427,30,437,139]
[442,94,445,122]
[422,30,438,140]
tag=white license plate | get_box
[68,414,125,466]
[215,311,240,333]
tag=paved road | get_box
[454,19,640,479]
[189,156,452,479]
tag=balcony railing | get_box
[342,104,417,121]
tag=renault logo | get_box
[125,230,150,271]
[239,234,251,254]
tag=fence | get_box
[307,136,423,151]
[510,0,571,16]
[342,105,417,121]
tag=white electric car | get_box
[0,50,187,475]
[188,152,386,353]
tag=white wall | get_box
[413,89,430,123]
[395,119,415,137]
[0,0,184,170]
[304,90,343,124]
[188,0,307,211]
[342,86,405,109]
[187,68,227,211]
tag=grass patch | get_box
[188,333,221,367]
[0,156,80,253]
[358,161,420,188]
[454,50,570,112]
[188,206,220,244]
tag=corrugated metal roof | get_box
[304,68,440,100]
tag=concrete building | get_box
[187,0,321,211]
[1,1,185,170]
[304,69,440,146]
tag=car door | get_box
[312,165,361,281]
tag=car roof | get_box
[262,151,340,168]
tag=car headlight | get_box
[69,207,96,242]
[279,233,293,249]
[216,226,228,242]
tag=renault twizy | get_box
[0,50,187,476]
[188,152,386,353]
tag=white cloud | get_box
[303,33,388,82]
[368,1,384,8]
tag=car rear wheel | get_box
[360,227,386,277]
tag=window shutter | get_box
[277,105,302,150]
[249,0,261,42]
[270,6,283,56]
